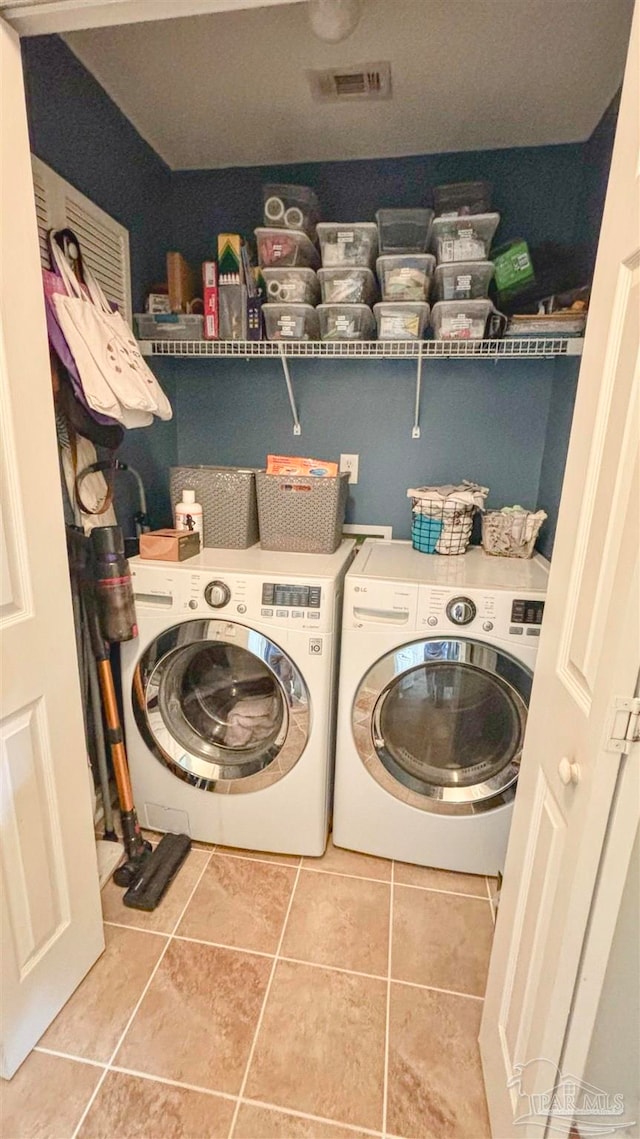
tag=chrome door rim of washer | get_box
[133,619,311,793]
[352,637,531,816]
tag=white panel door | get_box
[479,7,639,1137]
[0,17,104,1079]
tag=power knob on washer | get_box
[204,580,231,608]
[446,596,477,626]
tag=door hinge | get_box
[606,696,640,754]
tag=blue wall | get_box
[22,35,177,529]
[22,35,617,552]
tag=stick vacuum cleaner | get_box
[87,526,191,910]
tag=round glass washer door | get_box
[133,619,310,793]
[352,638,532,815]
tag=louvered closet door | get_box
[31,154,132,322]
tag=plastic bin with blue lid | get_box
[376,209,434,254]
[317,223,378,269]
[431,214,500,263]
[377,254,435,302]
[135,313,204,341]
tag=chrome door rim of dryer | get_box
[352,637,531,815]
[133,619,310,793]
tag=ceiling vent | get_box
[307,62,392,102]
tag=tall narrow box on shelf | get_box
[202,261,219,340]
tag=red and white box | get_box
[202,260,219,340]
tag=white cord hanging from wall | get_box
[308,0,362,43]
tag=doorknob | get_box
[558,756,581,786]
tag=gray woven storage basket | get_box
[256,472,349,554]
[170,466,260,549]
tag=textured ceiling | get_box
[64,0,635,170]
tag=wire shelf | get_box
[139,337,583,360]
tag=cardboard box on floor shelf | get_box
[202,261,219,340]
[139,529,201,562]
[167,251,200,313]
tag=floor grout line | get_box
[102,920,170,937]
[227,862,302,1139]
[241,1095,384,1137]
[213,849,303,869]
[70,846,214,1139]
[393,879,494,902]
[173,933,275,959]
[108,1064,238,1103]
[382,858,394,1139]
[392,977,485,1001]
[33,1046,106,1069]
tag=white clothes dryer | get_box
[121,541,354,855]
[333,540,549,875]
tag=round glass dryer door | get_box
[133,620,310,793]
[352,638,532,815]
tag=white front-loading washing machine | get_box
[121,541,354,855]
[333,539,549,875]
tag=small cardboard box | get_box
[139,529,201,562]
[492,240,535,298]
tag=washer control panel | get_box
[204,580,231,608]
[417,586,545,642]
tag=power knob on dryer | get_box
[204,580,231,608]
[446,596,477,626]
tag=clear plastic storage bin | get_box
[317,303,376,341]
[374,302,430,340]
[263,183,319,237]
[263,303,319,341]
[135,313,204,341]
[317,223,378,268]
[256,472,350,554]
[317,268,377,304]
[376,254,435,302]
[255,227,320,269]
[431,300,493,340]
[376,209,434,254]
[431,214,500,263]
[262,268,319,304]
[433,181,492,217]
[433,261,495,301]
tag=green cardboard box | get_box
[492,239,535,297]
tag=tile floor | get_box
[3,837,496,1139]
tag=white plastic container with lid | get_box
[317,304,375,341]
[263,303,320,341]
[255,228,320,269]
[262,268,319,305]
[431,299,494,340]
[175,489,203,536]
[433,261,495,301]
[431,214,500,263]
[376,255,435,302]
[376,209,434,254]
[317,223,378,269]
[374,302,430,341]
[317,267,377,305]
